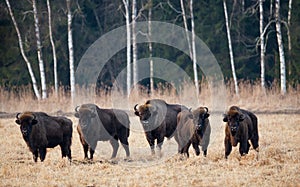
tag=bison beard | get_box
[223,106,259,159]
[75,104,130,159]
[134,99,188,156]
[15,112,73,162]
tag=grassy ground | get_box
[0,113,299,186]
[0,83,299,186]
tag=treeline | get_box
[0,0,299,94]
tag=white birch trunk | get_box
[275,0,286,94]
[132,0,138,85]
[67,0,75,100]
[223,0,239,96]
[287,0,292,76]
[190,0,199,97]
[180,0,193,59]
[5,0,41,100]
[32,0,47,99]
[270,0,273,21]
[122,0,131,97]
[259,0,265,90]
[148,0,154,95]
[47,0,58,95]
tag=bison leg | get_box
[156,136,165,157]
[82,143,89,159]
[33,150,38,162]
[250,133,259,151]
[39,148,47,162]
[60,137,72,161]
[192,141,200,156]
[119,136,130,157]
[174,134,182,153]
[89,147,95,160]
[239,138,248,156]
[145,132,155,155]
[110,138,119,158]
[183,141,192,157]
[224,138,232,159]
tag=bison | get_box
[134,99,188,156]
[223,106,259,159]
[176,107,211,157]
[15,112,73,162]
[74,104,130,159]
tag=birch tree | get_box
[5,0,41,100]
[67,0,75,100]
[223,0,239,96]
[259,0,265,90]
[287,0,292,76]
[122,0,131,97]
[275,0,286,94]
[47,0,58,95]
[148,0,154,95]
[132,0,138,85]
[180,0,193,60]
[32,0,47,99]
[190,0,199,97]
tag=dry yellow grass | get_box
[0,114,299,186]
[0,83,299,186]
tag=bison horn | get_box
[134,104,139,111]
[32,113,36,120]
[75,106,80,112]
[204,107,209,113]
[16,112,21,119]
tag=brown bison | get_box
[176,107,211,157]
[15,112,73,162]
[223,106,259,158]
[134,99,188,156]
[77,124,94,160]
[75,104,130,159]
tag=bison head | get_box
[192,107,210,138]
[75,105,97,130]
[134,104,157,125]
[223,109,245,136]
[15,112,38,139]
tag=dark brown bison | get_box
[75,104,130,159]
[223,106,259,159]
[77,124,95,160]
[176,107,211,157]
[15,112,73,162]
[134,99,188,156]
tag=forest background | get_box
[0,0,299,98]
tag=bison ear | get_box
[239,114,245,121]
[74,113,80,118]
[15,119,21,125]
[31,119,38,125]
[205,113,210,118]
[222,114,228,122]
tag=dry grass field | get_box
[0,83,299,186]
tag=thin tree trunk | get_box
[287,0,292,76]
[223,0,239,96]
[47,0,58,95]
[32,0,47,99]
[180,0,193,59]
[122,0,131,97]
[67,0,75,100]
[5,0,41,100]
[132,0,138,85]
[259,0,265,91]
[275,0,286,95]
[190,0,199,97]
[148,0,154,95]
[269,0,273,21]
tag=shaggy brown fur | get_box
[223,106,259,159]
[15,112,73,162]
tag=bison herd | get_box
[15,99,259,163]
